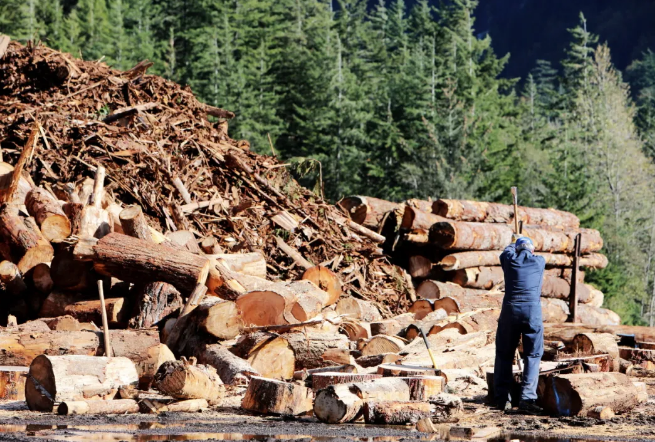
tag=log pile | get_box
[0,37,644,421]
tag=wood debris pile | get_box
[0,38,648,423]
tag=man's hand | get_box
[512,233,522,243]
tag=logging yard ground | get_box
[2,382,655,442]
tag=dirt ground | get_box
[1,379,654,442]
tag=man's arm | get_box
[499,243,517,270]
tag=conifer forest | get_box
[2,0,655,326]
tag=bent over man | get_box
[494,236,545,413]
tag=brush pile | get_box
[0,37,648,422]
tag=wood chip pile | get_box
[0,38,649,422]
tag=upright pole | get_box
[568,233,582,323]
[97,279,112,357]
[511,187,519,234]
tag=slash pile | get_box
[0,38,650,423]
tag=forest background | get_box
[3,0,655,325]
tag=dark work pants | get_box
[494,302,544,403]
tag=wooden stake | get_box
[569,233,582,323]
[511,186,519,234]
[0,123,38,204]
[97,280,112,357]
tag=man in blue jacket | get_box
[494,236,545,413]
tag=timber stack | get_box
[0,36,648,421]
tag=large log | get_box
[211,253,268,279]
[38,291,80,317]
[199,344,259,385]
[416,280,492,300]
[338,196,401,230]
[64,298,130,328]
[571,333,619,372]
[401,206,448,231]
[25,355,139,411]
[188,297,242,340]
[51,247,94,291]
[451,266,504,290]
[363,401,432,425]
[430,220,602,253]
[128,282,183,329]
[241,376,313,416]
[335,298,382,322]
[79,166,111,239]
[428,309,500,335]
[30,262,53,295]
[312,373,382,391]
[25,187,71,242]
[433,199,580,228]
[408,255,433,279]
[301,266,342,306]
[119,205,156,243]
[58,399,139,415]
[360,335,406,356]
[0,205,54,274]
[0,162,33,205]
[542,373,640,416]
[231,332,295,380]
[283,330,350,370]
[578,304,621,326]
[0,366,27,400]
[92,233,212,293]
[438,251,608,271]
[108,329,173,389]
[0,260,27,295]
[0,329,99,366]
[541,298,570,323]
[154,359,225,403]
[541,276,592,304]
[167,230,202,254]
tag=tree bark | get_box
[360,335,406,356]
[51,247,93,291]
[578,304,621,326]
[355,353,403,368]
[338,196,401,230]
[542,298,570,323]
[542,372,640,416]
[0,162,33,205]
[128,281,183,329]
[370,319,403,337]
[430,221,602,253]
[416,280,492,300]
[92,233,211,293]
[283,330,351,370]
[25,187,71,242]
[231,332,295,380]
[401,376,446,400]
[200,236,222,254]
[363,401,432,425]
[0,328,99,366]
[571,333,619,372]
[64,298,130,328]
[428,309,500,335]
[25,354,139,411]
[38,291,81,318]
[188,297,242,340]
[335,298,382,322]
[241,376,313,416]
[340,321,371,341]
[0,260,27,295]
[0,205,53,273]
[199,344,259,385]
[451,266,504,290]
[439,251,608,271]
[119,205,156,243]
[408,256,433,279]
[401,206,448,231]
[30,262,53,294]
[58,399,139,415]
[314,383,364,423]
[433,199,580,228]
[0,366,27,400]
[154,359,225,403]
[301,266,342,306]
[312,373,382,391]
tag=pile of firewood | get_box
[0,36,647,422]
[339,196,620,326]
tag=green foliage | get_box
[5,1,655,325]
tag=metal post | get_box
[568,233,582,323]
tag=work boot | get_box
[495,400,512,412]
[518,400,543,414]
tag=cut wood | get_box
[270,210,299,232]
[371,319,402,337]
[210,252,267,278]
[165,283,208,351]
[119,205,156,243]
[235,281,298,326]
[151,398,209,413]
[0,260,27,295]
[0,125,38,205]
[363,400,432,425]
[283,330,350,370]
[355,353,403,368]
[312,373,382,391]
[542,298,570,323]
[322,348,358,365]
[50,247,93,291]
[0,162,33,205]
[541,276,591,303]
[64,297,130,328]
[41,316,98,331]
[588,406,615,420]
[301,266,342,306]
[93,233,212,293]
[0,204,52,270]
[79,165,111,239]
[200,236,222,254]
[339,196,401,230]
[438,250,609,271]
[542,372,640,416]
[38,291,80,317]
[428,309,500,335]
[167,230,202,254]
[154,359,225,403]
[400,376,446,400]
[314,383,364,423]
[30,262,53,294]
[0,329,99,366]
[578,304,621,326]
[451,266,504,290]
[430,220,602,253]
[416,280,491,300]
[25,355,139,411]
[0,366,27,400]
[274,236,313,269]
[231,332,295,380]
[360,335,406,357]
[401,206,448,231]
[110,330,173,390]
[199,344,259,385]
[408,255,433,279]
[433,199,580,228]
[290,280,332,322]
[571,333,619,371]
[335,298,382,322]
[128,281,183,329]
[376,364,442,378]
[25,187,71,242]
[58,399,139,415]
[340,321,371,341]
[241,376,313,416]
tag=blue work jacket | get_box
[499,243,546,305]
